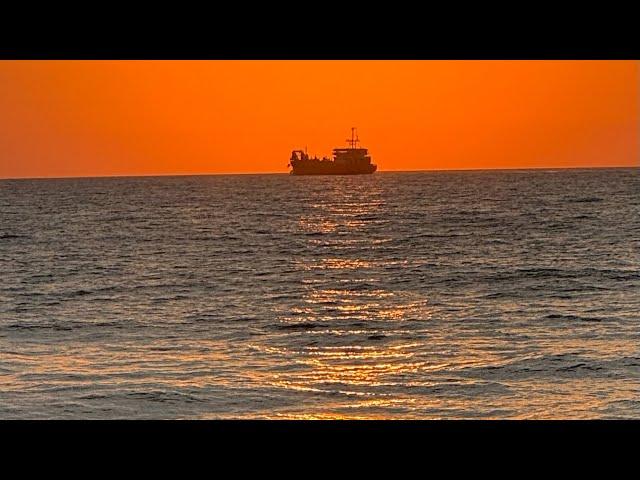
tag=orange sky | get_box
[0,60,637,178]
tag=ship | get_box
[288,128,377,175]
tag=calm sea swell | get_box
[0,169,638,418]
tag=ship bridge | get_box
[332,128,371,163]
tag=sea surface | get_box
[0,169,638,419]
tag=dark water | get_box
[0,169,638,419]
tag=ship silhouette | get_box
[288,128,377,175]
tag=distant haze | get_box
[0,60,638,178]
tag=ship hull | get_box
[290,162,377,175]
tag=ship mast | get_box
[347,127,360,149]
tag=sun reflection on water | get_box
[249,180,444,417]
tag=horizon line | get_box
[0,165,637,181]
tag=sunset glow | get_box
[0,60,637,178]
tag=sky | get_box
[0,60,637,178]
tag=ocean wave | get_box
[544,313,604,322]
[570,197,604,203]
[0,233,26,240]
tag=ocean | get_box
[0,168,638,419]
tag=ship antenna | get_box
[347,127,359,149]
